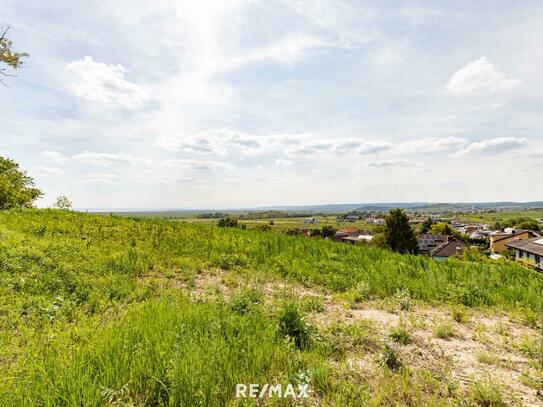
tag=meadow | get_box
[0,209,542,405]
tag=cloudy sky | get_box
[1,0,542,209]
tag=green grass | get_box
[0,209,542,404]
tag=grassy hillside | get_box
[0,209,542,405]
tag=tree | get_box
[383,208,418,254]
[0,156,42,209]
[53,195,72,210]
[1,26,28,84]
[516,220,540,231]
[321,225,336,238]
[420,217,434,234]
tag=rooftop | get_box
[506,237,543,256]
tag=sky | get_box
[1,0,542,209]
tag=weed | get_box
[433,319,455,339]
[277,302,311,349]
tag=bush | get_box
[277,302,311,349]
[380,338,402,370]
[217,217,238,227]
[389,320,411,345]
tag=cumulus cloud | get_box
[80,173,120,184]
[65,56,148,109]
[159,128,263,155]
[397,136,468,153]
[365,159,417,168]
[73,151,144,166]
[284,138,391,157]
[40,150,70,163]
[454,137,528,156]
[446,57,520,95]
[162,159,234,171]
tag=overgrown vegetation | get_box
[0,209,541,404]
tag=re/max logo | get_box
[235,383,310,398]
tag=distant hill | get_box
[88,201,543,217]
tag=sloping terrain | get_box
[0,209,541,405]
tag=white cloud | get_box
[73,151,143,166]
[80,173,120,184]
[65,56,148,109]
[162,159,234,171]
[397,136,468,153]
[159,128,262,155]
[454,137,528,156]
[40,150,70,163]
[365,159,417,168]
[275,158,294,167]
[446,57,520,95]
[30,166,65,176]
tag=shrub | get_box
[277,302,311,349]
[380,338,402,370]
[217,217,238,227]
[389,320,412,345]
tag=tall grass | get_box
[0,209,542,404]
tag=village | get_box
[299,212,543,270]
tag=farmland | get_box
[0,209,542,405]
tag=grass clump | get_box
[469,377,506,406]
[433,319,456,339]
[300,295,325,313]
[389,319,412,345]
[451,304,468,323]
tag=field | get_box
[179,215,380,232]
[460,210,543,225]
[0,209,542,405]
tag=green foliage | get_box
[0,157,42,209]
[469,377,506,406]
[430,222,457,236]
[384,208,418,253]
[0,209,541,404]
[380,338,403,370]
[217,217,238,227]
[0,26,28,71]
[420,217,435,234]
[515,220,541,231]
[389,320,412,345]
[321,225,336,237]
[433,319,456,339]
[53,195,72,210]
[277,302,311,349]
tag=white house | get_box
[505,237,543,270]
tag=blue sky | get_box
[1,0,542,209]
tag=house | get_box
[333,228,361,241]
[505,237,543,270]
[418,234,466,260]
[338,234,373,244]
[489,230,536,253]
[304,217,318,224]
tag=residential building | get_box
[505,237,543,270]
[418,234,466,260]
[489,230,536,253]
